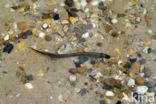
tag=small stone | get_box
[98,1,107,10]
[144,68,152,77]
[69,75,76,82]
[128,49,134,55]
[65,0,74,7]
[78,56,89,64]
[82,32,89,38]
[39,32,45,38]
[116,101,122,104]
[129,58,137,63]
[17,22,27,30]
[111,18,118,24]
[77,67,88,74]
[105,25,111,33]
[69,68,78,74]
[79,88,88,96]
[3,43,14,53]
[22,30,32,39]
[42,23,49,29]
[81,0,87,8]
[53,14,60,20]
[137,86,148,94]
[61,20,69,25]
[25,83,34,89]
[58,94,64,102]
[26,74,34,82]
[37,70,44,77]
[127,78,135,87]
[4,35,9,41]
[146,81,155,88]
[145,41,151,47]
[45,35,52,41]
[105,91,115,97]
[69,17,77,24]
[135,76,145,85]
[17,42,26,51]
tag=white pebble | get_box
[111,18,118,24]
[81,0,87,8]
[137,86,148,94]
[42,23,48,29]
[105,91,115,97]
[91,1,99,6]
[148,29,152,34]
[82,32,89,38]
[53,8,58,12]
[69,75,77,82]
[4,35,9,41]
[127,78,135,87]
[25,83,34,89]
[58,94,64,102]
[39,32,45,38]
[13,23,18,30]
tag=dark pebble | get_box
[3,43,14,53]
[133,92,139,101]
[78,56,89,64]
[136,52,142,57]
[129,58,137,64]
[26,74,34,82]
[87,68,93,73]
[79,88,88,96]
[116,101,122,104]
[22,30,32,39]
[2,71,7,74]
[123,62,132,69]
[99,100,105,104]
[45,35,52,41]
[74,61,81,68]
[53,14,60,20]
[146,81,155,88]
[98,1,107,10]
[90,59,96,65]
[65,0,74,7]
[69,68,78,74]
[147,48,152,54]
[89,75,96,81]
[84,82,88,86]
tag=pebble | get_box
[111,18,118,24]
[39,32,45,38]
[82,32,89,38]
[146,81,155,88]
[26,74,34,82]
[45,35,52,41]
[69,68,78,74]
[105,91,115,97]
[58,94,64,102]
[17,22,27,30]
[69,75,77,82]
[81,0,87,8]
[77,67,88,74]
[69,17,77,24]
[116,101,122,104]
[42,23,49,29]
[135,76,145,85]
[4,35,9,41]
[79,88,88,96]
[17,42,26,51]
[78,56,89,64]
[127,78,135,87]
[144,68,152,77]
[53,14,60,20]
[3,43,14,53]
[22,30,32,39]
[137,86,148,94]
[25,83,34,89]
